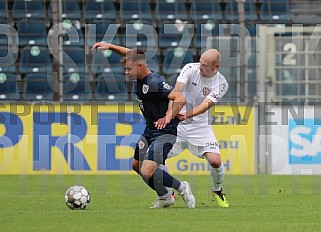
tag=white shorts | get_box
[168,123,220,159]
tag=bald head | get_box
[199,49,220,77]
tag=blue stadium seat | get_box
[62,0,81,20]
[84,0,116,22]
[0,1,8,23]
[95,73,126,101]
[162,47,194,78]
[155,0,188,22]
[62,46,86,74]
[17,20,47,46]
[159,23,193,49]
[189,0,222,22]
[120,0,152,22]
[86,23,121,48]
[230,24,257,37]
[145,51,160,73]
[124,22,158,50]
[0,24,16,46]
[260,0,292,22]
[91,50,123,76]
[63,73,92,101]
[225,0,257,22]
[23,73,53,101]
[12,0,46,20]
[194,21,220,49]
[60,20,84,46]
[0,46,18,74]
[0,73,19,101]
[19,46,52,74]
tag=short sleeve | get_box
[157,78,174,98]
[176,64,194,84]
[207,80,229,104]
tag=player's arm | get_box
[92,42,129,56]
[179,81,228,121]
[182,98,215,120]
[154,91,186,130]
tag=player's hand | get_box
[177,112,187,121]
[154,116,171,130]
[92,42,112,51]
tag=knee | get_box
[140,166,153,180]
[206,153,222,168]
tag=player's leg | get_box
[157,139,187,198]
[204,152,229,208]
[142,133,195,208]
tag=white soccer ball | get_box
[65,185,90,210]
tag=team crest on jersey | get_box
[203,87,211,96]
[138,140,145,149]
[142,84,149,94]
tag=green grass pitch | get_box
[0,175,320,232]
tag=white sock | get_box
[210,162,224,192]
[158,164,173,196]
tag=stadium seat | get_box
[145,51,160,73]
[0,1,8,23]
[63,73,92,101]
[62,0,81,20]
[194,21,220,49]
[12,0,46,20]
[225,0,257,22]
[91,49,123,77]
[260,0,292,22]
[189,0,222,22]
[0,73,19,101]
[155,0,188,22]
[86,23,121,48]
[95,73,126,101]
[230,24,257,38]
[84,0,116,22]
[123,22,158,50]
[159,23,193,49]
[60,19,84,46]
[62,46,87,74]
[17,20,47,47]
[0,24,16,46]
[23,73,54,101]
[0,46,18,74]
[120,0,153,22]
[162,47,194,78]
[19,46,52,74]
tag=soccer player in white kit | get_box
[155,49,229,207]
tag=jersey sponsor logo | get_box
[205,141,219,149]
[162,82,172,90]
[210,92,220,101]
[203,87,211,96]
[142,84,149,94]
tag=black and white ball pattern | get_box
[65,185,90,210]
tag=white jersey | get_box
[168,63,228,157]
[176,63,228,125]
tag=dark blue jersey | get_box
[134,72,179,128]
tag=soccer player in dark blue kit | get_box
[92,42,195,208]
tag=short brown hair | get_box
[121,48,146,64]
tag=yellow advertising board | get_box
[0,103,255,175]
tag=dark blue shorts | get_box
[134,126,177,165]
